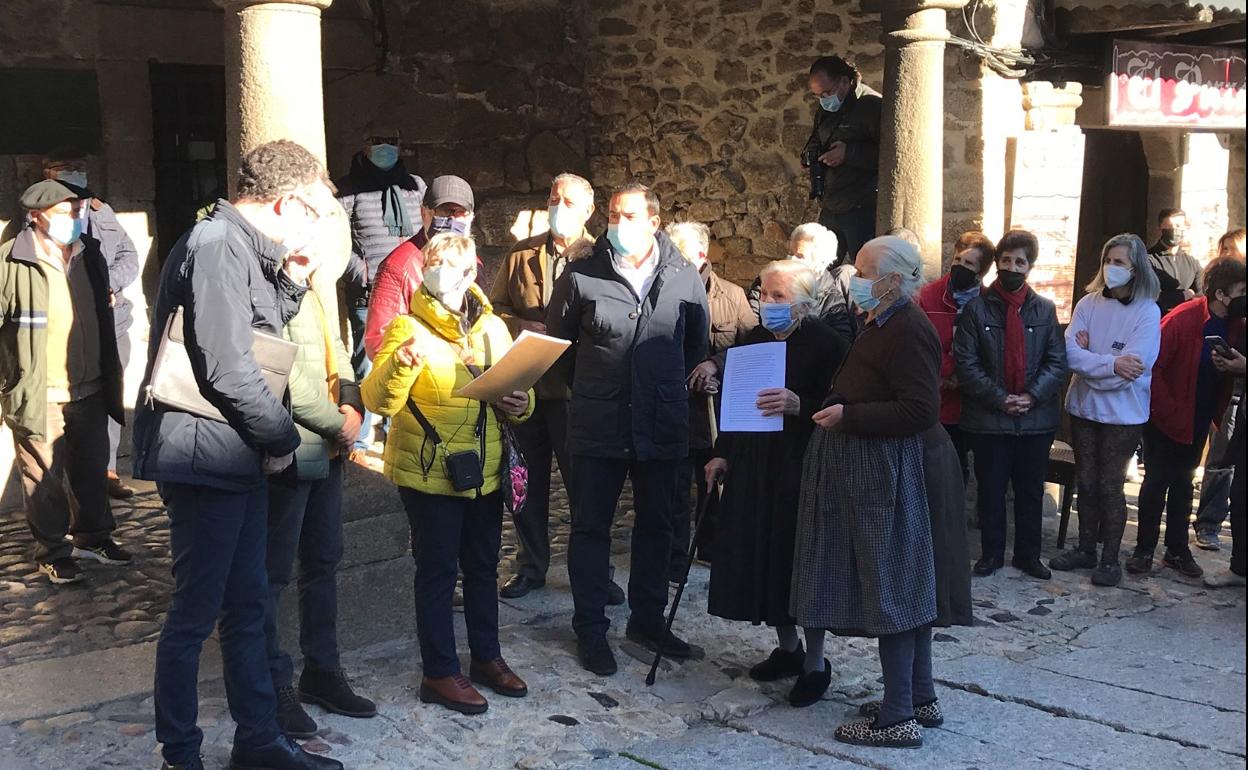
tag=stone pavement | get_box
[0,465,1243,770]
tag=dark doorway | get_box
[149,63,226,263]
[1074,130,1149,300]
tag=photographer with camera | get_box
[801,55,882,265]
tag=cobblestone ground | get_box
[0,461,1243,770]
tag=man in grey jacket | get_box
[42,147,141,499]
[134,140,343,770]
[547,182,710,677]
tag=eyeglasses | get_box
[290,194,323,223]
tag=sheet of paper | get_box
[719,341,786,433]
[455,330,572,402]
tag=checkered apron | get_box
[789,428,937,636]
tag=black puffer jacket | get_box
[132,201,306,492]
[802,82,882,215]
[335,153,426,298]
[546,232,710,461]
[953,285,1068,436]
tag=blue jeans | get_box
[264,460,345,689]
[347,303,378,451]
[155,482,280,764]
[399,488,503,678]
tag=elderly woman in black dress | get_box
[791,236,962,749]
[705,260,848,707]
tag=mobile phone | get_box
[1206,335,1233,357]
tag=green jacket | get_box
[284,291,362,480]
[0,228,125,441]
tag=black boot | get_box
[748,646,805,682]
[229,734,343,770]
[788,659,832,707]
[275,685,317,739]
[299,668,377,718]
[973,554,1004,577]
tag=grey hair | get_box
[1086,233,1160,302]
[865,235,923,299]
[551,173,594,203]
[666,221,711,262]
[789,222,839,262]
[759,259,819,309]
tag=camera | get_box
[801,147,825,201]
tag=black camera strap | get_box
[405,332,489,478]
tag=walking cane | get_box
[647,393,722,686]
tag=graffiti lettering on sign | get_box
[1108,39,1247,129]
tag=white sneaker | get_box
[1204,569,1247,588]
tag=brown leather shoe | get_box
[469,657,528,698]
[419,674,488,715]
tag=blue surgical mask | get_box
[608,222,653,258]
[368,143,400,171]
[429,216,469,236]
[849,275,883,312]
[819,93,842,112]
[1104,264,1133,290]
[45,215,83,247]
[760,301,799,333]
[56,170,89,189]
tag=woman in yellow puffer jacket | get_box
[362,232,534,716]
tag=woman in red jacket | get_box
[916,231,995,480]
[1130,257,1246,578]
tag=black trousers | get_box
[1136,423,1205,557]
[972,432,1054,561]
[510,397,574,580]
[15,392,114,562]
[942,423,973,484]
[399,488,503,678]
[1230,450,1245,577]
[568,455,677,641]
[672,448,717,564]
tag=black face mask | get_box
[949,264,979,292]
[997,269,1027,293]
[1229,295,1247,319]
[1160,228,1182,249]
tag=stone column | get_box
[876,0,967,279]
[216,0,333,194]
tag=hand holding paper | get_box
[720,342,786,432]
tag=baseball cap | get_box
[425,175,474,212]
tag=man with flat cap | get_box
[0,179,130,585]
[364,174,479,363]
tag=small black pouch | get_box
[444,449,485,491]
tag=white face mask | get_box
[423,263,473,304]
[548,204,585,240]
[1103,264,1133,290]
[56,170,89,189]
[608,220,654,258]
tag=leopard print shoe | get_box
[857,698,944,727]
[834,716,923,748]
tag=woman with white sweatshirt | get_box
[1051,234,1161,586]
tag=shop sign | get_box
[1108,39,1246,129]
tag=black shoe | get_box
[972,554,1004,577]
[72,539,133,566]
[788,660,832,707]
[625,619,693,660]
[748,646,805,682]
[1091,561,1122,587]
[38,558,84,584]
[161,759,205,770]
[1163,550,1204,578]
[1012,556,1051,580]
[605,580,626,606]
[275,685,317,739]
[577,637,618,676]
[229,734,343,770]
[499,574,545,599]
[299,668,376,718]
[1125,551,1153,574]
[1049,548,1096,572]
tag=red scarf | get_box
[992,281,1029,394]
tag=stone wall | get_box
[323,0,590,272]
[576,0,883,283]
